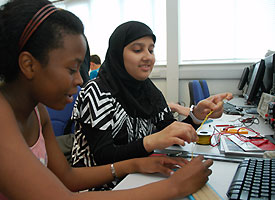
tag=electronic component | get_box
[257,92,275,119]
[267,102,275,129]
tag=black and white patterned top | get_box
[71,78,197,168]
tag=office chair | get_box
[188,80,205,106]
[46,86,81,136]
[199,80,210,99]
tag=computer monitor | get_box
[247,64,255,84]
[242,64,255,97]
[238,67,249,90]
[262,54,275,93]
[243,60,265,104]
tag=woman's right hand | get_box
[143,121,199,152]
[168,155,213,198]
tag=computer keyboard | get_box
[227,158,275,200]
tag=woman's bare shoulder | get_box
[0,92,12,110]
[0,92,16,128]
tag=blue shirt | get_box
[89,68,100,79]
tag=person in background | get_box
[168,102,191,116]
[0,1,213,199]
[89,54,101,79]
[71,21,232,186]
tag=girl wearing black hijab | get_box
[71,21,231,177]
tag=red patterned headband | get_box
[18,4,59,51]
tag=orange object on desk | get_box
[221,128,248,134]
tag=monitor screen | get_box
[244,60,265,104]
[247,64,255,85]
[243,64,255,96]
[238,67,249,90]
[262,54,275,93]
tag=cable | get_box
[238,116,259,127]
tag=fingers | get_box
[191,156,213,168]
[181,124,198,142]
[197,100,215,114]
[203,158,214,169]
[202,159,213,178]
[160,166,176,176]
[169,122,198,144]
[224,92,233,100]
[206,93,233,104]
[171,137,188,146]
[157,157,189,176]
[193,156,213,178]
[191,155,204,162]
[168,102,178,112]
[152,122,198,150]
[213,93,233,104]
[197,96,225,118]
[169,157,189,167]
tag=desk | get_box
[226,97,255,108]
[113,160,239,200]
[113,112,275,199]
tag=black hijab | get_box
[98,21,168,119]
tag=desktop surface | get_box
[113,160,239,200]
[113,107,275,200]
[227,97,255,108]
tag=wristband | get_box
[110,164,119,181]
[189,105,204,124]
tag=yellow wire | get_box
[191,110,214,160]
[197,111,214,132]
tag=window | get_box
[58,0,166,64]
[179,0,275,63]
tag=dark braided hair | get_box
[0,0,84,83]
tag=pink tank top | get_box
[30,107,48,166]
[0,107,48,200]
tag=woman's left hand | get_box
[193,92,233,120]
[134,156,189,177]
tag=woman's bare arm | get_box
[0,99,212,200]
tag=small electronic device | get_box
[257,92,275,119]
[268,102,275,129]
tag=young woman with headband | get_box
[0,0,213,199]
